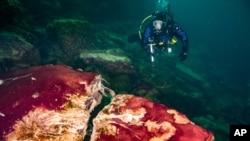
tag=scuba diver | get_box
[134,0,189,64]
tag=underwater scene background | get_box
[0,0,250,140]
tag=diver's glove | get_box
[179,51,188,61]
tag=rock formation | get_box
[0,65,214,141]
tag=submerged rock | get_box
[91,94,214,141]
[175,63,210,88]
[0,65,214,141]
[46,19,96,57]
[0,32,39,72]
[0,65,106,141]
[80,48,135,73]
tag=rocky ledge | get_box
[0,65,214,141]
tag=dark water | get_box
[171,0,250,84]
[1,0,250,140]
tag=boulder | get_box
[0,32,39,72]
[80,48,135,73]
[46,19,96,57]
[0,65,108,141]
[0,65,214,141]
[91,94,214,141]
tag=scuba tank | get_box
[156,0,170,12]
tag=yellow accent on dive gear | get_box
[170,36,177,44]
[159,41,164,45]
[138,15,153,39]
